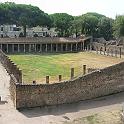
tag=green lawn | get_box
[9,52,123,84]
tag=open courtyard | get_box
[9,52,123,84]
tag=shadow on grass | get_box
[7,51,80,56]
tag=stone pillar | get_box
[83,41,85,50]
[46,76,49,84]
[120,47,122,58]
[1,44,3,51]
[33,80,36,84]
[46,44,47,52]
[71,44,73,52]
[61,44,63,52]
[51,44,52,52]
[100,48,102,54]
[115,49,117,57]
[29,44,31,53]
[59,75,62,82]
[18,44,20,53]
[111,49,113,57]
[65,44,67,51]
[56,44,58,52]
[96,47,98,54]
[76,43,78,51]
[34,44,36,52]
[12,44,14,53]
[83,65,86,75]
[40,44,42,52]
[71,68,74,79]
[81,42,82,51]
[24,44,25,53]
[104,47,106,55]
[7,44,8,53]
[107,49,109,56]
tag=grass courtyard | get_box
[9,52,123,84]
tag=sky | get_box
[0,0,124,19]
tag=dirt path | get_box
[0,63,10,101]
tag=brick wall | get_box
[16,61,124,109]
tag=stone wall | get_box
[0,50,22,83]
[0,50,22,107]
[16,61,124,109]
[92,42,124,55]
[1,47,124,109]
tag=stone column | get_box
[46,76,49,84]
[1,44,3,50]
[18,44,20,53]
[120,47,122,58]
[7,44,8,53]
[115,49,117,57]
[83,65,86,75]
[81,43,82,51]
[71,44,73,52]
[24,44,26,53]
[71,68,74,79]
[61,44,63,52]
[34,44,36,52]
[59,75,62,82]
[29,44,31,53]
[46,44,47,52]
[65,44,67,51]
[104,47,106,55]
[83,41,85,50]
[76,43,78,51]
[107,49,109,56]
[40,44,42,52]
[51,44,52,52]
[56,44,58,52]
[12,44,14,53]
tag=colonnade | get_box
[0,42,90,53]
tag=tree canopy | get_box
[0,2,124,40]
[50,13,74,37]
[0,2,52,36]
[113,15,124,38]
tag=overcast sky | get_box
[0,0,124,18]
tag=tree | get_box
[98,17,114,40]
[113,15,124,38]
[0,2,53,37]
[50,13,74,37]
[81,14,99,37]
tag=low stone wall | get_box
[0,50,22,83]
[16,61,124,109]
[0,50,22,107]
[1,48,124,109]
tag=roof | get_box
[0,37,90,44]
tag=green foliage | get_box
[98,17,114,40]
[0,2,52,36]
[113,15,124,38]
[50,13,74,37]
[0,2,120,40]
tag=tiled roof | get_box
[0,37,80,43]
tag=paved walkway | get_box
[0,62,124,124]
[0,63,10,101]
